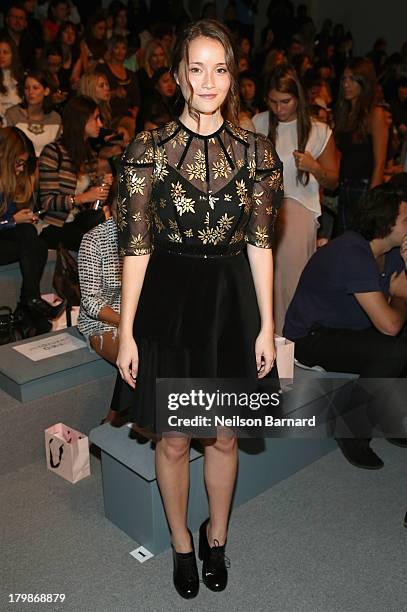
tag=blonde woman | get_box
[136,39,169,109]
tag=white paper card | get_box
[13,333,86,361]
[130,546,154,563]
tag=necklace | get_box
[26,108,45,135]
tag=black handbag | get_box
[0,306,22,345]
[53,244,81,311]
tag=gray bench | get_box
[0,327,115,402]
[0,250,57,310]
[90,366,357,554]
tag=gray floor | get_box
[1,435,406,612]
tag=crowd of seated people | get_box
[0,0,406,439]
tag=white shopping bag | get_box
[45,423,90,483]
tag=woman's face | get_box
[61,25,76,46]
[239,38,250,56]
[176,36,231,116]
[53,2,69,22]
[0,42,13,70]
[14,152,29,176]
[111,42,127,63]
[268,88,298,122]
[238,56,249,72]
[24,77,49,107]
[157,71,176,97]
[240,78,255,102]
[92,20,107,41]
[84,108,103,138]
[150,45,166,71]
[342,68,362,101]
[95,76,110,102]
[116,9,127,29]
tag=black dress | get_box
[117,118,283,430]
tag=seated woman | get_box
[0,35,22,125]
[96,35,140,134]
[284,183,407,468]
[39,95,112,252]
[77,205,150,432]
[0,127,64,335]
[5,70,62,158]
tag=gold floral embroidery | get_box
[212,147,232,179]
[135,130,151,143]
[263,149,275,168]
[159,198,167,208]
[252,189,264,211]
[254,226,270,248]
[236,159,245,170]
[208,193,219,210]
[236,179,251,213]
[265,205,275,216]
[198,213,234,245]
[230,229,244,244]
[168,218,182,242]
[140,146,154,164]
[153,148,169,182]
[170,181,196,215]
[186,149,206,182]
[116,197,127,231]
[132,211,142,222]
[226,121,249,142]
[130,233,148,251]
[164,121,177,137]
[124,168,146,195]
[184,229,193,238]
[171,130,189,149]
[267,170,283,189]
[224,193,232,201]
[248,156,256,179]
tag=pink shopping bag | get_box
[45,423,90,483]
[275,335,295,380]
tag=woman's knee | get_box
[210,434,237,454]
[157,435,191,462]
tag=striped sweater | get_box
[39,141,97,212]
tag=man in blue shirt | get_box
[284,183,407,468]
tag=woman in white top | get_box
[253,64,339,334]
[5,70,62,157]
[0,36,22,124]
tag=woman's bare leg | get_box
[155,435,192,552]
[90,332,120,422]
[202,433,238,545]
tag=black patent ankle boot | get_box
[171,529,199,599]
[198,518,229,592]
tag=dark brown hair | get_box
[0,35,23,96]
[61,96,98,173]
[20,70,54,114]
[335,57,376,142]
[266,64,311,185]
[171,19,239,125]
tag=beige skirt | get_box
[273,197,318,335]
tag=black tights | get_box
[0,224,48,301]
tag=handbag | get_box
[53,244,81,307]
[0,306,22,345]
[45,423,90,483]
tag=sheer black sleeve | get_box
[246,135,283,248]
[117,131,155,256]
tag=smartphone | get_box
[37,210,47,218]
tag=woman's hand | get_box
[293,150,318,173]
[255,328,276,379]
[13,209,38,224]
[116,336,139,388]
[77,184,110,205]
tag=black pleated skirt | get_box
[119,247,264,431]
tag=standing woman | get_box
[5,70,62,158]
[335,57,389,233]
[116,20,283,599]
[0,36,22,124]
[253,65,339,334]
